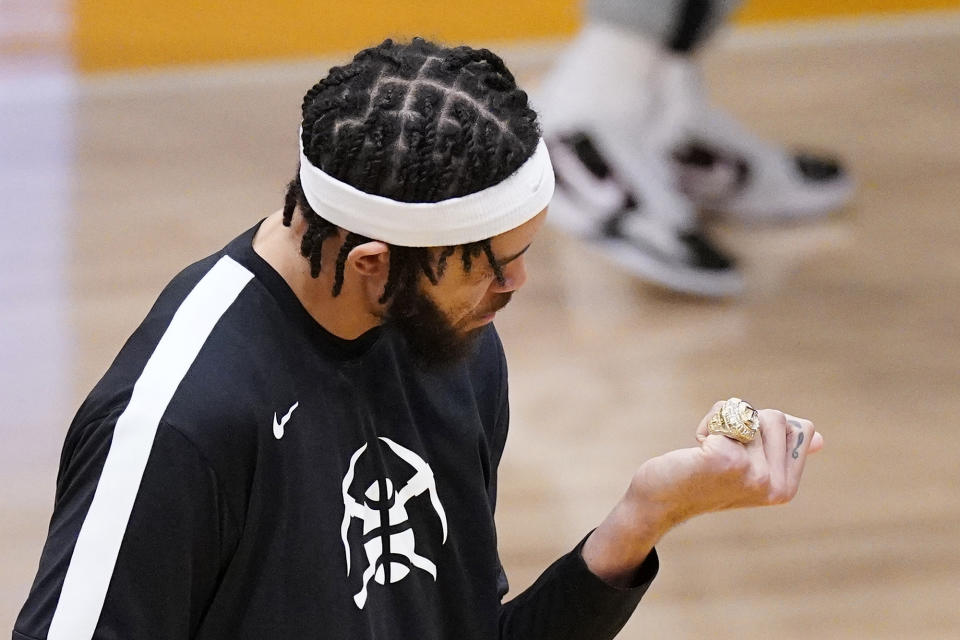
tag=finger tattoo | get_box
[788,420,805,459]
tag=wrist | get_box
[582,492,673,587]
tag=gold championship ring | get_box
[707,397,760,444]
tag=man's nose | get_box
[491,255,527,293]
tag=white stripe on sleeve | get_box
[47,255,254,640]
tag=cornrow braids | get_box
[283,37,542,304]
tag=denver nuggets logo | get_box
[341,437,448,609]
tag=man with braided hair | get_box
[15,37,822,640]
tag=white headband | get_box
[298,132,554,247]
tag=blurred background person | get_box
[538,0,854,297]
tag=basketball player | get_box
[538,0,854,296]
[15,38,822,640]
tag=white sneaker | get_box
[663,57,854,223]
[537,23,742,298]
[673,117,854,223]
[548,129,743,297]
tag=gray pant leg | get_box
[587,0,743,51]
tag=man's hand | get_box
[583,403,824,587]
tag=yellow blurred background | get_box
[75,0,960,71]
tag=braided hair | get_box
[282,37,541,303]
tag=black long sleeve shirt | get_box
[15,224,657,640]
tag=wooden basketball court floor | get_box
[1,14,958,639]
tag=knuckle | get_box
[746,470,771,492]
[728,453,751,475]
[630,466,648,488]
[761,409,787,426]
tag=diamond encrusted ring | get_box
[707,397,760,444]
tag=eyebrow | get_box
[495,243,531,266]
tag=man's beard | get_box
[387,286,512,368]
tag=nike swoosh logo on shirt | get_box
[272,401,299,440]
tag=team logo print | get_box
[341,437,448,609]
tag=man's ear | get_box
[346,241,390,278]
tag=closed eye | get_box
[496,243,531,267]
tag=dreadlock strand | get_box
[481,240,506,286]
[282,178,300,227]
[378,251,405,304]
[436,245,457,278]
[418,250,438,286]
